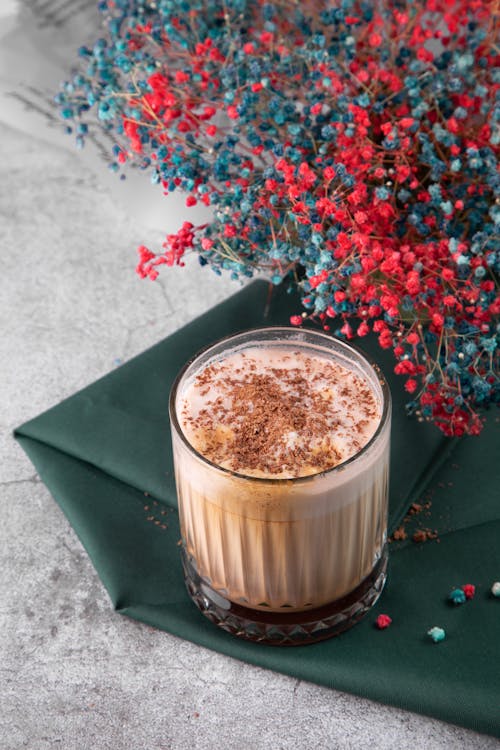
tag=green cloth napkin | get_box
[14,280,500,738]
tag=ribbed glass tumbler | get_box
[169,328,391,646]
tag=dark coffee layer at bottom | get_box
[181,545,388,646]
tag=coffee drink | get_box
[170,327,391,643]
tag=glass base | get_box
[181,545,388,646]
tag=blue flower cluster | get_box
[55,0,499,434]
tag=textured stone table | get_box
[1,122,498,750]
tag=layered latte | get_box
[170,328,390,616]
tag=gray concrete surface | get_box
[1,122,498,750]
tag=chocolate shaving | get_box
[180,349,380,477]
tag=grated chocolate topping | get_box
[178,347,380,478]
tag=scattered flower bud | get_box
[427,626,446,643]
[461,584,475,600]
[375,614,392,629]
[448,588,466,605]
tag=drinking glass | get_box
[169,327,391,645]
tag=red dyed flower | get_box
[461,584,476,600]
[375,614,392,629]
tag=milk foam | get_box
[178,346,381,478]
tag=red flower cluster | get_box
[137,222,200,278]
[58,0,499,435]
